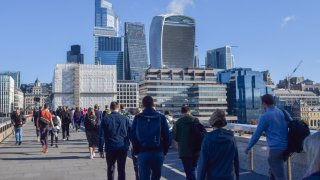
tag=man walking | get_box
[99,102,131,180]
[11,108,26,145]
[173,106,201,180]
[130,96,170,180]
[61,106,71,140]
[245,94,289,180]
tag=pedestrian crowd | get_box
[10,94,320,180]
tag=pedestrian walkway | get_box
[0,121,268,180]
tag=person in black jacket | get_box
[197,110,239,180]
[61,106,71,140]
[11,108,26,145]
[84,107,98,159]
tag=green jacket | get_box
[173,114,198,158]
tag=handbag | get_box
[39,117,50,125]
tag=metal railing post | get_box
[250,149,254,171]
[287,156,292,180]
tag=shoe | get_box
[15,141,18,145]
[42,145,47,154]
[93,152,96,157]
[55,144,58,148]
[63,138,66,141]
[50,144,53,147]
[18,142,22,145]
[89,155,93,159]
[67,137,69,141]
[37,137,40,142]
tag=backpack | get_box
[189,118,207,154]
[282,110,310,159]
[53,116,59,126]
[136,114,162,149]
[85,115,97,131]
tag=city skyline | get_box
[1,0,320,83]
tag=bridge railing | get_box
[0,115,32,143]
[225,123,319,180]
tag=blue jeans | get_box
[181,157,198,180]
[268,149,286,180]
[138,152,164,180]
[15,127,23,142]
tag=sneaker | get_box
[37,137,40,142]
[15,141,18,145]
[50,144,53,147]
[93,152,96,157]
[66,137,69,141]
[89,155,93,159]
[55,144,58,148]
[63,138,66,141]
[18,142,21,145]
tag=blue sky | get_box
[1,0,320,84]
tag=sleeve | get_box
[173,122,178,142]
[98,118,106,153]
[197,135,210,180]
[161,116,170,155]
[234,138,240,180]
[130,116,140,155]
[246,115,268,150]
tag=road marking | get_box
[163,164,186,177]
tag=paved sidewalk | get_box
[0,121,268,180]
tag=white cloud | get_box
[167,0,194,15]
[281,15,295,28]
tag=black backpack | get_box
[282,110,310,159]
[189,118,207,154]
[85,115,97,131]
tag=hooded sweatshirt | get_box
[197,128,239,180]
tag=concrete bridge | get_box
[0,119,304,180]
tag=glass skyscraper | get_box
[149,14,195,68]
[67,45,84,64]
[218,68,272,123]
[206,46,235,69]
[0,71,21,89]
[94,0,124,80]
[124,22,149,82]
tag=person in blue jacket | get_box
[197,110,239,180]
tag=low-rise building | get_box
[21,79,51,111]
[139,68,233,122]
[292,101,320,130]
[274,89,319,107]
[117,81,139,109]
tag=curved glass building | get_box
[149,14,196,68]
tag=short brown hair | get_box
[181,105,190,114]
[261,94,275,106]
[142,96,154,108]
[110,102,120,110]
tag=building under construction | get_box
[52,64,117,110]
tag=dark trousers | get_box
[131,149,139,180]
[181,157,198,180]
[106,149,127,180]
[50,129,59,145]
[138,152,164,180]
[268,149,286,180]
[36,128,40,137]
[62,124,70,139]
[40,125,48,146]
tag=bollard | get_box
[250,149,254,171]
[287,156,292,180]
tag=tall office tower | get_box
[218,68,272,124]
[67,45,84,64]
[124,22,149,82]
[206,46,235,69]
[0,71,21,89]
[149,14,195,68]
[94,0,124,80]
[0,75,14,116]
[194,45,200,68]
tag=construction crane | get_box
[287,60,303,91]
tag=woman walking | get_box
[84,107,99,159]
[197,110,239,180]
[50,111,61,148]
[38,104,54,154]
